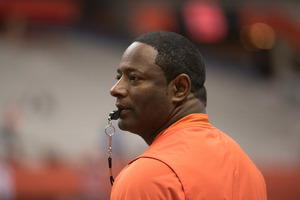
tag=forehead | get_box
[118,42,161,74]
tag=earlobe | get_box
[172,74,191,103]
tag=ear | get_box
[171,74,191,103]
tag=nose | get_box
[110,79,127,98]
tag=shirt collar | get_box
[153,113,211,142]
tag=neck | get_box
[144,94,206,146]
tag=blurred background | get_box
[0,0,299,199]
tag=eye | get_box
[129,75,137,81]
[129,75,140,84]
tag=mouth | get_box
[116,104,131,117]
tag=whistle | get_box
[108,109,121,121]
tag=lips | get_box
[115,103,131,117]
[116,103,128,110]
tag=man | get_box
[110,30,267,199]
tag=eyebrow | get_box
[117,67,140,74]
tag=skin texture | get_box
[110,42,206,145]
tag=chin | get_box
[118,120,142,135]
[118,120,133,132]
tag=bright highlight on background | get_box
[128,2,177,37]
[182,1,228,43]
[240,23,276,51]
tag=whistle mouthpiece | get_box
[109,109,121,121]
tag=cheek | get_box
[118,86,172,134]
[134,88,171,117]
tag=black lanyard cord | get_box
[105,110,121,186]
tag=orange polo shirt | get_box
[111,114,267,200]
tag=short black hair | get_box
[134,30,207,106]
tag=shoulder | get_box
[111,157,185,200]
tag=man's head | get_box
[110,31,207,145]
[134,30,207,106]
